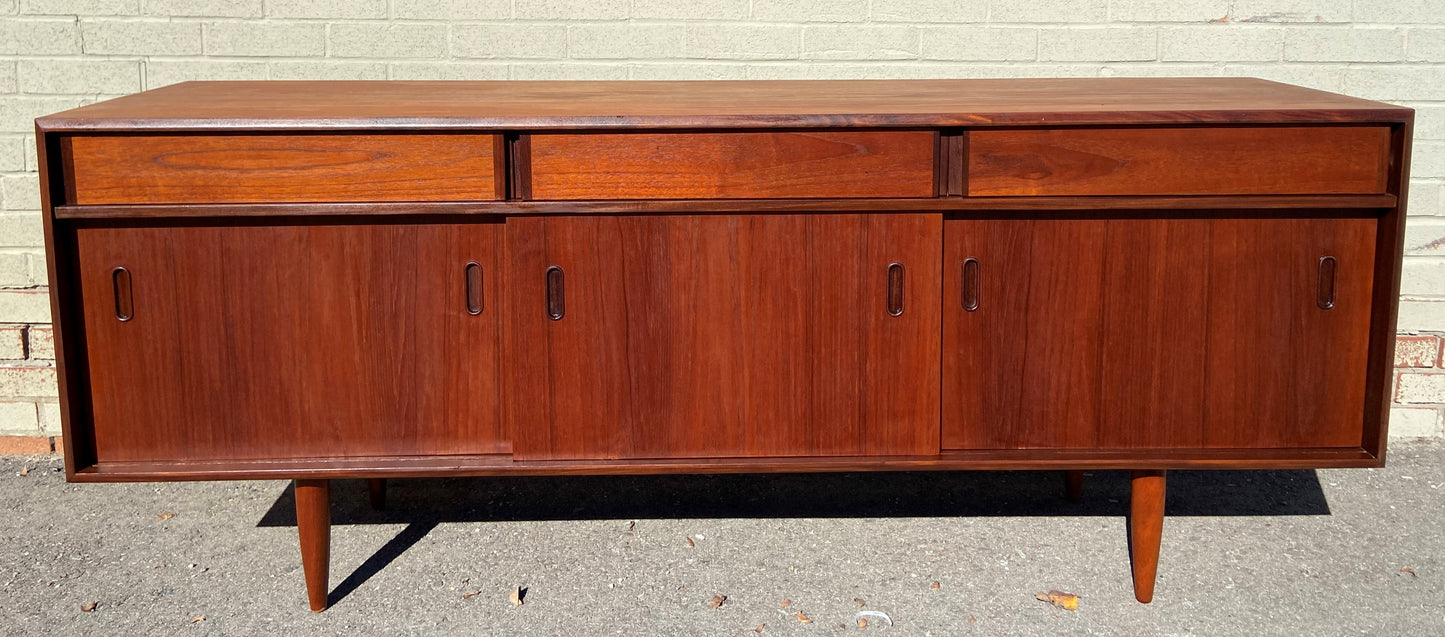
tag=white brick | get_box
[25,326,50,360]
[1416,107,1445,141]
[515,0,626,20]
[145,0,262,17]
[1400,299,1445,332]
[0,365,56,398]
[630,0,747,20]
[18,60,140,95]
[269,61,385,80]
[1413,141,1445,180]
[205,21,325,57]
[393,0,510,19]
[21,0,136,15]
[0,18,81,54]
[388,62,509,81]
[0,138,23,174]
[0,98,82,134]
[1390,408,1442,437]
[266,0,385,19]
[1354,0,1443,25]
[0,401,37,436]
[570,24,684,60]
[753,0,867,22]
[1397,372,1445,403]
[145,60,268,89]
[0,326,23,359]
[0,213,42,248]
[1220,63,1344,92]
[1160,26,1281,61]
[1039,27,1156,61]
[630,63,748,80]
[685,25,800,60]
[744,63,951,80]
[1407,28,1445,62]
[509,63,629,80]
[0,64,15,95]
[1344,66,1445,101]
[1406,182,1444,217]
[1232,0,1351,23]
[451,24,567,59]
[37,401,59,436]
[1100,63,1221,77]
[872,0,985,23]
[0,290,48,323]
[992,1,1107,23]
[921,27,1036,61]
[1109,0,1230,22]
[1405,219,1445,256]
[1285,27,1404,62]
[0,252,30,287]
[81,19,201,55]
[1401,259,1445,296]
[329,23,446,59]
[1,175,38,211]
[803,26,917,60]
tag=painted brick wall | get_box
[1,0,1443,446]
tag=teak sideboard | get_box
[35,79,1411,611]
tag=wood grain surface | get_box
[505,213,942,460]
[968,126,1391,196]
[75,222,505,462]
[35,78,1409,132]
[943,216,1376,450]
[529,131,936,199]
[67,134,498,204]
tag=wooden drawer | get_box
[66,134,501,205]
[968,126,1391,196]
[529,131,937,199]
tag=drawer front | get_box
[67,134,501,205]
[529,131,937,200]
[968,126,1390,197]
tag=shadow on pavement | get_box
[256,469,1330,607]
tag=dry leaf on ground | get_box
[190,615,205,624]
[779,599,791,607]
[854,597,866,609]
[858,619,867,628]
[1035,590,1079,611]
[686,537,695,547]
[18,466,29,476]
[708,594,726,609]
[461,590,481,600]
[509,587,525,606]
[1401,567,1418,577]
[754,624,765,633]
[795,611,812,624]
[931,581,941,590]
[157,512,175,521]
[80,601,97,612]
[969,615,977,623]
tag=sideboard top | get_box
[36,78,1409,132]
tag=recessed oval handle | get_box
[962,257,980,312]
[1317,256,1337,310]
[112,266,133,322]
[546,265,565,320]
[886,262,904,317]
[464,261,483,316]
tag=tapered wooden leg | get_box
[295,479,331,612]
[1128,470,1166,603]
[1064,470,1084,501]
[367,478,386,510]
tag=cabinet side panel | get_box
[76,223,504,462]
